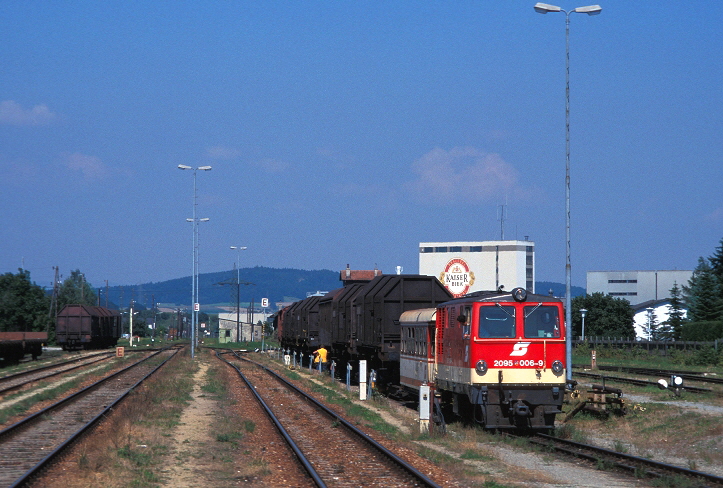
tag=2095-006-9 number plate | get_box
[493,359,545,367]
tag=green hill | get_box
[104,268,584,311]
[106,267,341,309]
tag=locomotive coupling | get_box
[513,402,531,417]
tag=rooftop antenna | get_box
[497,201,507,240]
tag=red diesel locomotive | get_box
[400,287,566,430]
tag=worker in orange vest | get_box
[313,345,328,372]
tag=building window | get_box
[608,292,638,296]
[608,279,637,283]
[526,255,533,266]
[450,246,462,252]
[526,246,533,252]
[526,268,533,279]
[470,246,482,252]
[420,247,433,253]
[435,246,448,252]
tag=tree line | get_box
[5,238,723,348]
[0,269,96,338]
[679,238,723,341]
[0,268,177,342]
[559,238,723,345]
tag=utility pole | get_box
[47,266,60,334]
[248,297,255,342]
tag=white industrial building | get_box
[419,240,534,297]
[218,310,270,343]
[586,270,692,306]
[631,299,688,341]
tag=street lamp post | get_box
[178,164,212,359]
[534,3,601,382]
[580,308,587,341]
[230,246,247,343]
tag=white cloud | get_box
[404,147,523,204]
[0,100,56,126]
[65,153,108,180]
[703,207,723,222]
[258,158,289,173]
[206,146,241,160]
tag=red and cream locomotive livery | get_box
[400,287,566,430]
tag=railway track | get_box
[590,365,723,386]
[527,433,723,486]
[0,351,116,396]
[218,350,441,488]
[0,345,180,487]
[573,371,713,394]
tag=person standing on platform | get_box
[313,345,328,372]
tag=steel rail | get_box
[574,371,712,393]
[0,351,112,382]
[4,345,181,487]
[534,433,723,485]
[0,353,115,396]
[229,350,441,488]
[591,365,723,386]
[215,350,327,487]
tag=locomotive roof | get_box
[442,289,563,305]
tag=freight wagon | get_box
[56,304,122,350]
[0,331,47,363]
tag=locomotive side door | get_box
[461,305,472,364]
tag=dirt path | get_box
[163,360,219,487]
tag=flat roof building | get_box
[586,270,692,306]
[419,240,534,298]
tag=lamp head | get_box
[534,3,561,13]
[574,5,602,15]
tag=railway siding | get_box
[0,347,179,487]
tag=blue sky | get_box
[2,1,722,292]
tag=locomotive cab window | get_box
[458,306,472,337]
[524,305,560,338]
[478,306,515,338]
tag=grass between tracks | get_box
[0,355,142,426]
[59,347,277,487]
[51,350,196,487]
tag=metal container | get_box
[56,304,122,350]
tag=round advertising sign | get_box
[439,258,475,298]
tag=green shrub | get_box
[681,321,723,341]
[684,347,720,366]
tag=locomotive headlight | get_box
[551,360,564,376]
[475,360,488,376]
[512,287,527,302]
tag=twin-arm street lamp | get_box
[178,164,212,359]
[230,246,248,343]
[534,3,601,382]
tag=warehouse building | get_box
[419,240,534,297]
[586,270,692,306]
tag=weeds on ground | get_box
[63,348,196,486]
